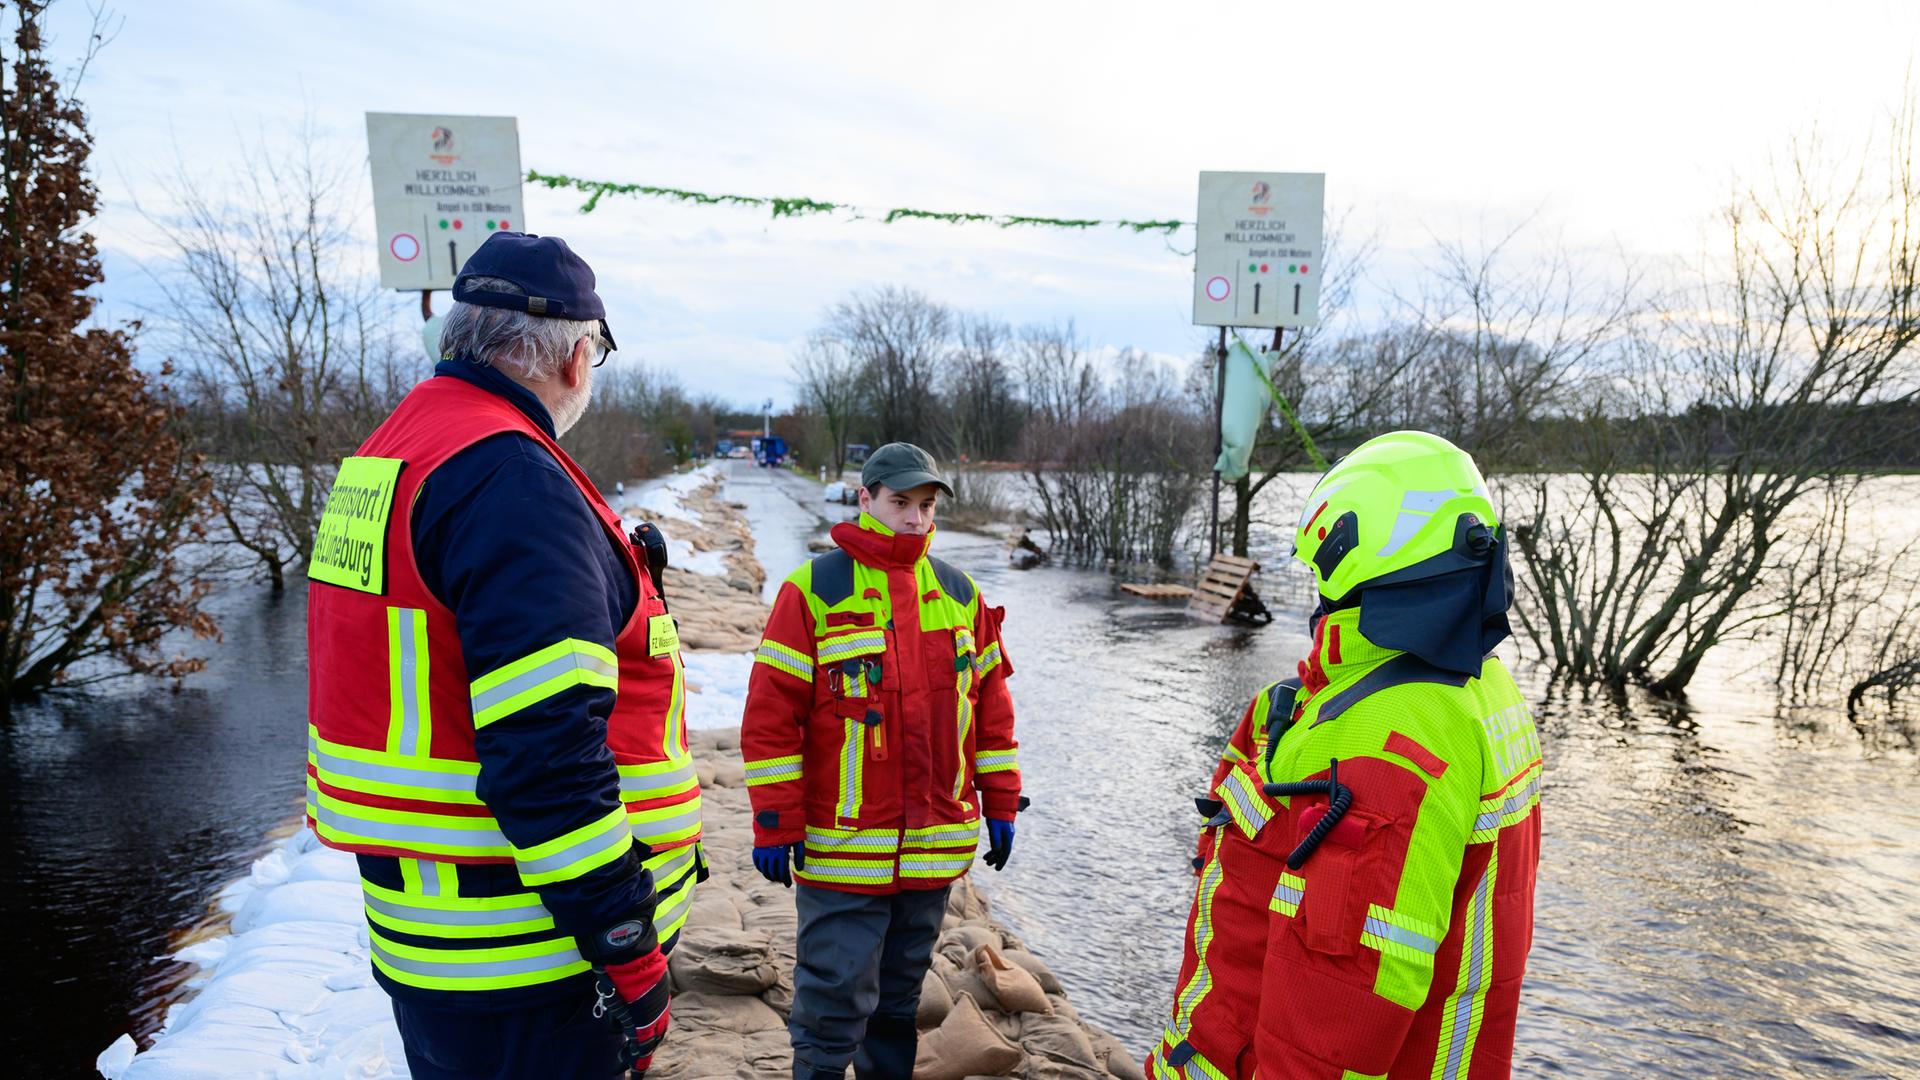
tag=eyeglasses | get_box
[588,335,613,368]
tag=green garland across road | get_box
[525,170,1189,234]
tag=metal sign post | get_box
[1194,171,1326,559]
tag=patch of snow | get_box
[683,649,753,730]
[95,1034,136,1078]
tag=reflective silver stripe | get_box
[394,608,426,755]
[744,760,804,784]
[370,937,583,981]
[619,761,699,798]
[647,844,699,885]
[1273,881,1303,908]
[1442,865,1495,1079]
[1218,771,1270,833]
[901,855,973,874]
[652,875,696,933]
[1473,773,1542,833]
[798,859,897,881]
[1364,915,1440,955]
[310,739,480,796]
[469,651,618,718]
[807,829,899,852]
[836,720,862,819]
[630,802,704,842]
[818,634,884,662]
[315,803,510,850]
[514,815,631,879]
[412,860,441,898]
[365,893,550,927]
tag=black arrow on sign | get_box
[1253,282,1262,314]
[1293,283,1302,315]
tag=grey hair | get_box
[438,276,600,381]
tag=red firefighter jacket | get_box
[1151,610,1542,1080]
[739,514,1020,894]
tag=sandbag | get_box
[1017,1010,1102,1071]
[936,923,1000,966]
[975,944,1052,1015]
[913,993,1023,1080]
[1001,947,1065,995]
[917,966,954,1029]
[668,928,778,996]
[1092,1028,1147,1080]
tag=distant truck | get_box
[755,435,788,468]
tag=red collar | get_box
[831,517,933,571]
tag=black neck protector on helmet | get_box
[1310,531,1515,677]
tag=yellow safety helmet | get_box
[1293,431,1499,602]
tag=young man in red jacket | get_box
[739,442,1022,1080]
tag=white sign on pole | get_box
[1192,171,1325,328]
[366,113,524,291]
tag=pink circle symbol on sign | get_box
[1205,276,1231,302]
[390,233,421,262]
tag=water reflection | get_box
[0,586,309,1079]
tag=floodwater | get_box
[0,583,311,1079]
[3,465,1917,1077]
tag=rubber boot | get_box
[852,1013,917,1080]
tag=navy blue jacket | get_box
[357,360,658,1009]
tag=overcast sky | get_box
[43,0,1920,406]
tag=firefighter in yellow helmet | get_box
[1151,431,1543,1080]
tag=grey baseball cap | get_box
[860,442,953,496]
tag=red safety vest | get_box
[305,376,700,865]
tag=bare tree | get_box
[144,127,409,590]
[825,286,948,445]
[942,314,1023,460]
[792,333,864,476]
[1506,103,1920,694]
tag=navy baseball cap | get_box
[452,232,616,351]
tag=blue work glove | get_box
[752,843,805,887]
[983,818,1015,871]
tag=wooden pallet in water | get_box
[1187,554,1261,623]
[1118,582,1195,599]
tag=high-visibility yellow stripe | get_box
[469,638,619,729]
[512,806,634,887]
[628,797,703,849]
[618,758,699,801]
[1215,767,1274,839]
[1270,871,1305,917]
[310,788,513,859]
[754,640,814,682]
[385,607,432,756]
[795,857,896,886]
[1173,845,1226,1030]
[363,882,556,940]
[309,726,482,806]
[835,719,864,820]
[900,852,974,878]
[816,630,885,663]
[368,928,588,992]
[951,659,976,799]
[805,826,900,853]
[974,748,1018,774]
[744,754,805,787]
[1469,761,1543,842]
[1432,851,1498,1080]
[976,642,1004,676]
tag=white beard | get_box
[551,383,592,438]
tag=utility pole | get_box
[1209,325,1227,558]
